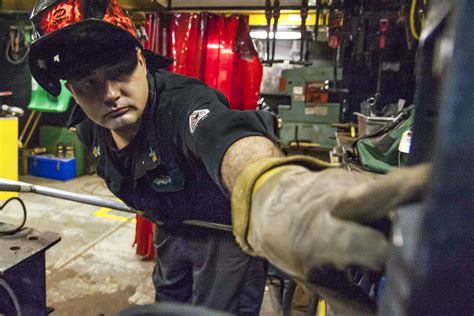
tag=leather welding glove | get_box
[231,156,430,314]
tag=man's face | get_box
[65,49,149,132]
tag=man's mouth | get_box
[106,107,130,119]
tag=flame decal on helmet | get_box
[37,0,84,36]
[33,0,136,38]
[103,0,138,37]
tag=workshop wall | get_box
[0,13,74,147]
[0,13,31,109]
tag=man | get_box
[28,0,430,314]
[28,0,278,314]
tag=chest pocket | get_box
[151,168,185,193]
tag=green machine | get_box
[278,62,342,150]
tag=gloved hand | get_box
[231,156,430,314]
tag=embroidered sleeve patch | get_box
[189,109,210,134]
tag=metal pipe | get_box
[169,5,323,12]
[0,178,233,232]
[0,178,134,213]
[19,110,36,145]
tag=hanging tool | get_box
[314,0,321,42]
[290,0,312,66]
[354,16,367,63]
[270,0,284,65]
[299,0,308,62]
[263,0,273,65]
[328,9,343,49]
[5,23,31,65]
[0,178,233,232]
[378,19,389,49]
[262,0,284,66]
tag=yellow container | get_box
[0,117,18,200]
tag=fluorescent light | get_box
[250,31,301,40]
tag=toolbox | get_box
[28,155,76,181]
[39,126,88,176]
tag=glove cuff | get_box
[231,155,335,254]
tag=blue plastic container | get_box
[28,155,76,181]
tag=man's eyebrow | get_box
[69,74,94,83]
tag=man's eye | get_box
[111,67,128,77]
[80,78,97,87]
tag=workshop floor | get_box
[1,175,308,315]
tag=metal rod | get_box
[23,111,42,149]
[19,110,35,145]
[0,178,232,232]
[0,178,134,213]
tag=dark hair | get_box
[54,25,139,81]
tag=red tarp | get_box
[166,13,263,110]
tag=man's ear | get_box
[64,81,73,93]
[137,48,147,70]
[64,82,78,103]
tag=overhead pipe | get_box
[169,5,326,12]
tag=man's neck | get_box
[110,121,141,150]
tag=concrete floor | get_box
[0,174,308,315]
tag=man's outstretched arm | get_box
[221,136,430,313]
[221,136,283,192]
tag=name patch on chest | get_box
[189,109,210,134]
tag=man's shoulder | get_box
[152,70,207,93]
[152,70,229,106]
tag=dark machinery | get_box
[0,218,60,315]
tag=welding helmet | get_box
[29,0,145,97]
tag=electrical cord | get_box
[0,278,22,316]
[0,197,27,235]
[410,0,427,41]
[409,0,420,40]
[5,27,30,65]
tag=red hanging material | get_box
[166,13,263,110]
[134,214,156,258]
[144,13,163,53]
[231,16,263,110]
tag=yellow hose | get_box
[410,0,427,41]
[410,0,420,40]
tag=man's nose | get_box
[103,79,121,106]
